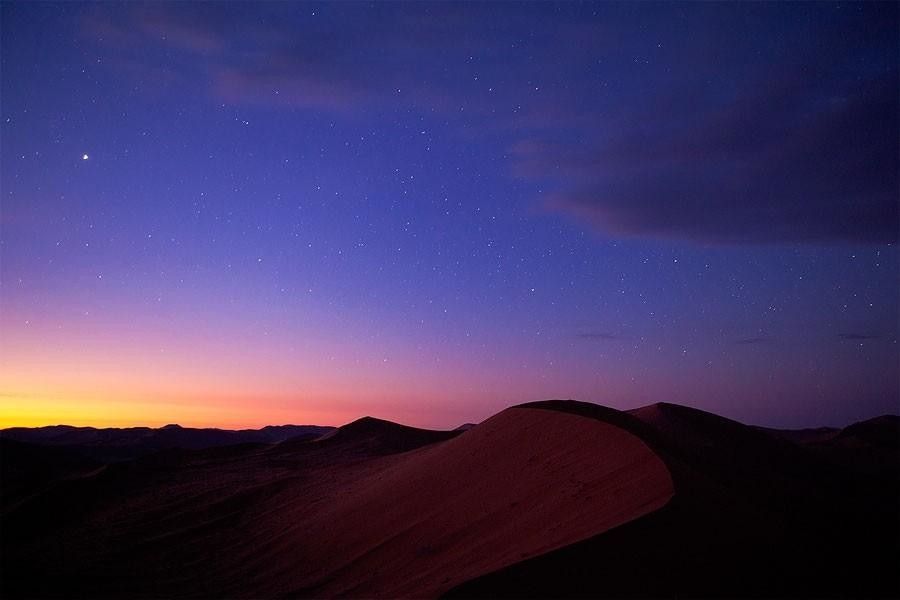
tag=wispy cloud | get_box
[83,3,898,245]
[837,333,881,341]
[576,332,621,341]
[512,6,899,245]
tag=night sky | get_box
[1,2,897,429]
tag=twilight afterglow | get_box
[1,2,897,430]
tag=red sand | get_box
[240,406,674,598]
[6,401,897,598]
[2,405,674,599]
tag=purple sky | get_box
[1,2,897,429]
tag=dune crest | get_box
[256,406,674,598]
[1,404,675,598]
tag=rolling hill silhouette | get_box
[0,423,333,462]
[1,401,897,598]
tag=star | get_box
[82,154,89,160]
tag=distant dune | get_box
[1,401,897,599]
[314,415,460,455]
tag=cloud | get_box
[82,4,899,245]
[837,333,881,341]
[82,3,514,114]
[82,4,370,112]
[213,63,369,113]
[82,4,229,54]
[516,7,899,245]
[576,332,621,341]
[135,4,227,54]
[536,69,898,245]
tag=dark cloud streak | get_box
[837,333,882,341]
[520,5,899,245]
[576,332,621,341]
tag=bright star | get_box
[82,154,89,160]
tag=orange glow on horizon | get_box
[0,304,629,431]
[0,390,355,429]
[0,310,548,431]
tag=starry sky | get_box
[1,2,897,430]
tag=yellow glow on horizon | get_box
[0,309,509,431]
[0,391,353,429]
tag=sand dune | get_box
[312,415,461,454]
[1,404,673,599]
[448,401,900,599]
[270,407,673,598]
[3,401,897,599]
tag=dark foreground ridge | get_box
[446,400,900,599]
[0,423,335,462]
[1,400,897,599]
[0,403,674,598]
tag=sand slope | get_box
[273,407,674,598]
[448,401,900,599]
[1,405,673,599]
[7,400,895,599]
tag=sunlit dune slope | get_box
[447,401,900,599]
[275,406,674,598]
[1,405,674,599]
